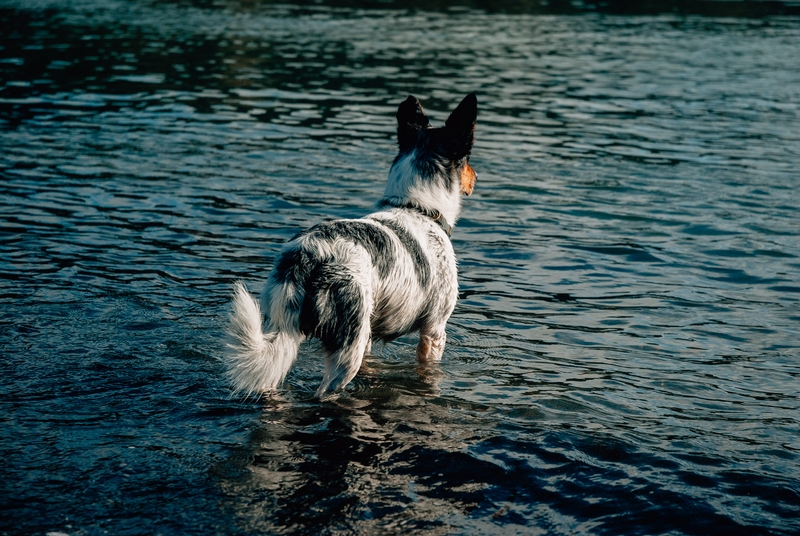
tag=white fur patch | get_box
[383,149,462,226]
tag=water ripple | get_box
[2,1,800,535]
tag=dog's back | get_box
[227,93,478,397]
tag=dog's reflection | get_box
[348,349,445,399]
[214,356,481,534]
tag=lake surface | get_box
[1,0,799,534]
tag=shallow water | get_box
[1,1,799,534]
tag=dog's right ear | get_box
[443,93,477,160]
[397,95,429,151]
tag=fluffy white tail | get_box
[225,281,302,398]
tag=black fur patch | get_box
[273,246,307,283]
[427,229,450,275]
[415,150,452,190]
[369,217,430,287]
[299,263,364,352]
[271,246,314,316]
[303,220,395,278]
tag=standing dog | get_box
[226,93,478,397]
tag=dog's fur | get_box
[226,93,478,397]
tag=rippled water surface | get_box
[2,1,799,534]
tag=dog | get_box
[226,93,478,398]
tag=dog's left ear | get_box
[444,93,477,160]
[397,95,430,151]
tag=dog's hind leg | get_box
[305,264,373,397]
[416,323,447,363]
[316,327,371,397]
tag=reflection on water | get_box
[1,0,799,534]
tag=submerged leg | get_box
[304,263,373,397]
[416,324,447,362]
[316,331,370,397]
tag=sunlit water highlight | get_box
[1,1,799,534]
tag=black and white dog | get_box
[227,93,478,397]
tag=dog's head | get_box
[395,93,478,196]
[382,94,477,230]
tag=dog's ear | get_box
[444,93,477,160]
[397,95,429,150]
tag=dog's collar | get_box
[377,199,453,237]
[430,211,453,237]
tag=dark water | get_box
[2,1,799,534]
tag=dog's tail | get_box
[225,281,302,398]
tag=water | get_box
[1,1,799,534]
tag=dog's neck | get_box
[379,149,461,234]
[377,198,454,237]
